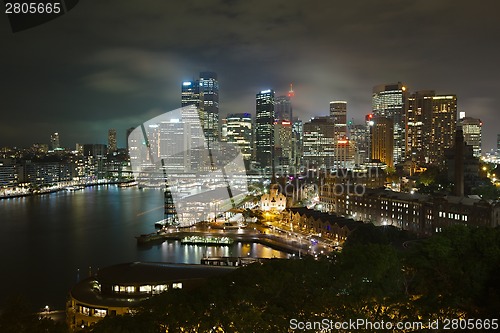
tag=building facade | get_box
[372,83,407,165]
[181,72,219,148]
[274,120,294,172]
[50,132,60,150]
[302,117,335,169]
[274,95,292,122]
[255,89,275,171]
[224,113,253,161]
[107,129,117,153]
[371,116,394,168]
[282,208,363,245]
[325,188,500,236]
[329,101,347,140]
[67,262,235,331]
[459,117,482,158]
[406,91,457,168]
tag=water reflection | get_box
[0,186,288,310]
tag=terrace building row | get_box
[281,207,364,244]
[320,188,500,236]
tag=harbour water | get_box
[0,185,287,311]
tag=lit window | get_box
[152,284,168,294]
[94,309,107,317]
[81,306,90,316]
[126,286,135,293]
[139,285,152,293]
[173,282,183,289]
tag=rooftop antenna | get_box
[288,83,295,98]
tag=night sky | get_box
[1,0,499,151]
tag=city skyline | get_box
[1,1,499,151]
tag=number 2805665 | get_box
[5,2,62,14]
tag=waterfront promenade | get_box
[137,223,335,257]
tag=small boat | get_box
[181,235,234,245]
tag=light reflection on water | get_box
[0,186,287,310]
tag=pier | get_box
[135,227,330,256]
[200,256,272,266]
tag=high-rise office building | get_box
[292,118,303,169]
[329,101,355,169]
[181,81,201,108]
[126,127,135,151]
[406,91,457,166]
[199,72,219,145]
[459,117,482,158]
[158,120,190,172]
[371,116,394,168]
[349,122,371,165]
[224,113,253,161]
[329,101,347,140]
[50,132,60,150]
[274,95,292,122]
[181,72,219,146]
[303,117,335,169]
[333,138,356,170]
[428,94,457,165]
[108,129,117,153]
[372,83,407,165]
[497,134,500,156]
[274,120,294,171]
[255,89,275,170]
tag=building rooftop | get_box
[288,207,363,231]
[70,262,236,307]
[96,262,236,285]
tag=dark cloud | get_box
[1,0,499,150]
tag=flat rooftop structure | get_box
[70,262,236,308]
[95,262,235,284]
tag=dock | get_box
[135,229,316,256]
[200,256,272,266]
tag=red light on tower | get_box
[287,83,295,98]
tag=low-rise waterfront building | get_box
[67,262,235,331]
[327,188,500,236]
[282,207,363,244]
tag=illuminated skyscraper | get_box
[303,117,335,169]
[407,91,457,167]
[292,118,303,169]
[274,95,292,122]
[255,90,275,170]
[329,101,354,169]
[497,134,500,156]
[181,73,219,171]
[274,120,293,171]
[224,113,253,161]
[108,129,117,153]
[371,116,394,168]
[50,132,60,150]
[329,101,347,140]
[199,72,219,145]
[349,122,370,165]
[459,117,482,158]
[181,72,219,146]
[372,82,407,165]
